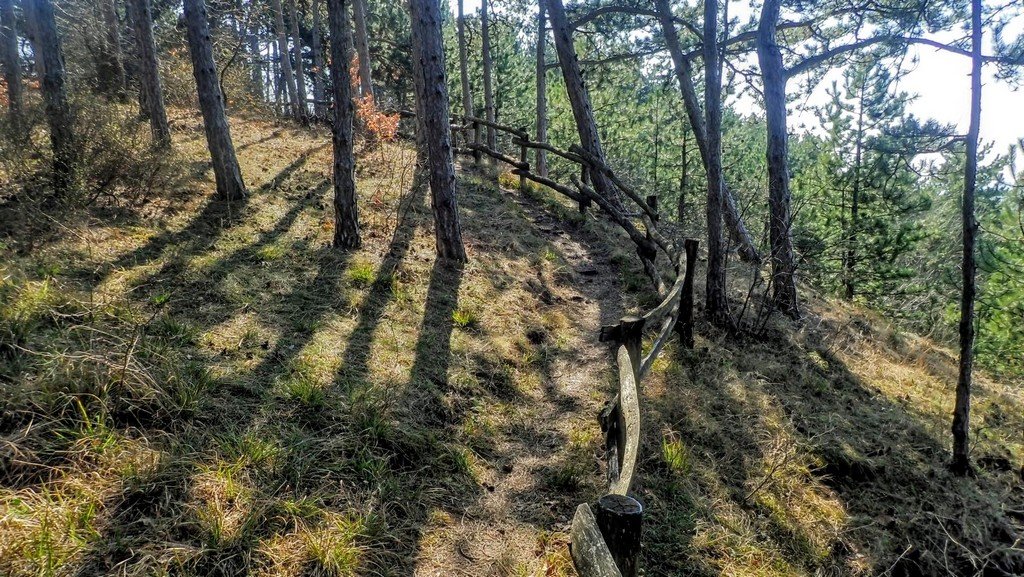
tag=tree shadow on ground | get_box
[639,311,1024,577]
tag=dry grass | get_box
[2,108,1022,577]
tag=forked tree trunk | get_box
[654,0,760,264]
[702,0,729,324]
[25,0,76,196]
[129,0,171,147]
[0,0,23,132]
[481,0,496,150]
[408,0,466,262]
[288,0,308,122]
[271,0,299,118]
[326,0,359,248]
[757,0,800,319]
[97,0,126,99]
[183,0,248,201]
[535,0,548,177]
[547,0,623,212]
[311,0,325,118]
[951,0,982,476]
[352,0,372,98]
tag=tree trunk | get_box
[271,0,299,118]
[547,0,624,212]
[97,0,127,99]
[25,0,76,196]
[757,0,800,319]
[844,81,865,301]
[654,0,760,264]
[311,0,325,119]
[352,0,372,98]
[535,0,548,177]
[183,0,248,201]
[456,0,479,161]
[326,0,360,248]
[129,0,171,147]
[408,0,466,262]
[288,0,308,122]
[124,0,149,119]
[0,0,23,132]
[951,0,982,476]
[481,0,496,150]
[247,3,264,100]
[702,0,729,324]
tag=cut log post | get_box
[594,494,643,577]
[570,503,623,577]
[580,164,592,214]
[519,126,528,194]
[676,238,698,348]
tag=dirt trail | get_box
[414,176,629,576]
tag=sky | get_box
[450,1,1024,158]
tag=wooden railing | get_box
[446,114,699,577]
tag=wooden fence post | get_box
[675,238,698,348]
[519,126,528,194]
[594,494,643,577]
[580,165,592,214]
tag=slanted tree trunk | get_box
[654,0,759,264]
[951,0,982,476]
[311,0,325,119]
[547,0,624,212]
[481,0,496,150]
[702,0,729,324]
[25,0,76,196]
[129,0,171,147]
[271,0,299,118]
[0,0,23,133]
[535,0,548,177]
[326,0,359,247]
[97,0,126,99]
[456,0,479,160]
[408,0,466,262]
[183,0,248,201]
[351,0,372,98]
[757,0,800,319]
[288,0,308,122]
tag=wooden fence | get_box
[447,115,698,577]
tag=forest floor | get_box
[1,110,1023,577]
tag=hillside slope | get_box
[1,112,1022,577]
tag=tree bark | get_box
[702,0,729,324]
[311,0,325,118]
[124,0,149,119]
[25,0,76,196]
[654,0,760,264]
[951,0,982,476]
[271,0,299,118]
[757,0,800,319]
[535,0,548,177]
[547,0,624,213]
[0,0,23,132]
[844,79,866,301]
[288,0,309,122]
[97,0,127,99]
[481,0,496,150]
[408,0,466,262]
[326,0,360,248]
[183,0,248,201]
[129,0,171,147]
[247,1,264,100]
[456,0,480,160]
[351,0,372,98]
